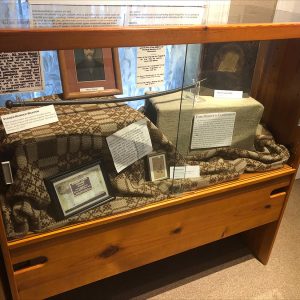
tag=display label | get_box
[184,166,200,178]
[70,177,93,197]
[170,166,200,179]
[29,1,206,27]
[170,166,186,179]
[136,46,166,88]
[191,112,236,149]
[106,119,153,173]
[80,87,104,93]
[214,90,243,99]
[1,105,58,135]
[0,52,43,95]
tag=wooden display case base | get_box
[1,166,295,300]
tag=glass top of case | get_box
[1,0,300,29]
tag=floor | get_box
[50,180,300,300]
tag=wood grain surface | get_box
[11,176,290,299]
[1,23,300,52]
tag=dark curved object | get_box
[5,83,198,109]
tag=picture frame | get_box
[147,152,168,181]
[44,160,114,219]
[59,48,122,99]
[198,41,259,96]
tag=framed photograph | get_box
[198,41,259,96]
[59,48,122,99]
[147,152,168,181]
[44,160,114,219]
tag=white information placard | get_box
[80,87,104,93]
[136,46,165,88]
[0,52,43,95]
[191,112,236,149]
[106,119,153,173]
[170,165,200,179]
[214,90,243,99]
[29,1,206,27]
[184,166,200,178]
[1,105,58,135]
[169,166,186,179]
[128,5,206,26]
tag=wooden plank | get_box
[244,172,297,265]
[11,181,287,299]
[252,39,300,169]
[245,39,300,264]
[244,221,279,264]
[7,166,295,250]
[1,23,300,52]
[0,198,20,300]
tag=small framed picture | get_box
[44,160,114,219]
[59,48,122,99]
[147,152,168,181]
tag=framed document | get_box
[44,160,114,219]
[147,152,168,181]
[198,41,259,96]
[59,48,122,99]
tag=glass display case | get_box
[0,39,292,241]
[0,40,291,240]
[0,1,300,300]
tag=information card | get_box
[191,112,236,149]
[1,105,58,135]
[0,52,43,95]
[106,119,153,173]
[136,46,166,88]
[170,165,200,179]
[29,1,206,27]
[214,90,243,99]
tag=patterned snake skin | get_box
[0,95,290,240]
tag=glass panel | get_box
[0,36,295,240]
[162,39,292,196]
[0,43,193,240]
[0,45,195,107]
[1,1,300,30]
[0,1,207,29]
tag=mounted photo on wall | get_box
[59,48,122,99]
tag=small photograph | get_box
[74,48,105,82]
[44,160,114,219]
[147,152,168,181]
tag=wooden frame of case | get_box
[0,23,300,300]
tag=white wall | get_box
[274,0,300,22]
[296,168,300,180]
